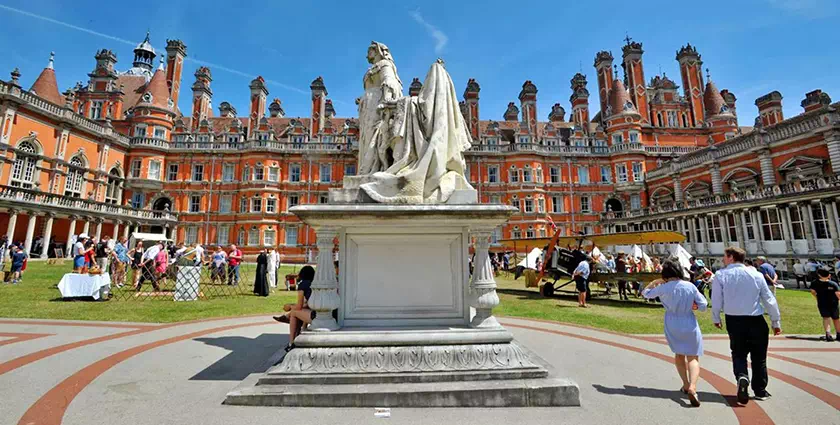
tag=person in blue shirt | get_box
[111,237,130,288]
[573,256,592,308]
[755,256,778,294]
[9,245,27,284]
[712,246,781,405]
[642,258,708,407]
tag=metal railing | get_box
[0,185,177,222]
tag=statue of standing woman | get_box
[354,41,474,204]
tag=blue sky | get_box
[1,0,838,122]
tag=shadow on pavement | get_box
[190,333,288,381]
[592,384,730,407]
[497,288,663,309]
[784,335,827,341]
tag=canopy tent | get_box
[591,246,606,263]
[517,248,543,270]
[668,244,693,270]
[129,232,171,248]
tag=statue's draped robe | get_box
[359,61,474,204]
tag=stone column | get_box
[470,228,501,329]
[122,223,130,240]
[752,209,766,254]
[823,200,840,254]
[711,163,723,195]
[673,176,683,203]
[5,209,18,252]
[736,210,747,250]
[94,219,103,240]
[800,203,818,255]
[307,227,341,331]
[827,131,840,174]
[40,213,55,259]
[65,216,77,258]
[700,215,710,254]
[112,221,121,240]
[758,149,776,186]
[23,213,37,255]
[82,219,91,236]
[720,213,730,247]
[778,205,794,254]
[687,216,697,251]
[676,218,686,247]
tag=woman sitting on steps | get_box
[273,265,316,352]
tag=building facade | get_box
[2,33,837,262]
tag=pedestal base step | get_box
[224,376,580,407]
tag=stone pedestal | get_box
[225,204,580,407]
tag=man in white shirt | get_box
[573,255,592,308]
[712,246,781,405]
[194,243,205,265]
[268,248,280,288]
[137,242,162,291]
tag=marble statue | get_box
[356,41,474,204]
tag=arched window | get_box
[526,226,535,239]
[10,141,38,189]
[681,114,689,128]
[105,168,122,204]
[64,156,85,198]
[512,226,521,239]
[237,228,246,246]
[248,226,259,246]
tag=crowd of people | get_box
[67,234,286,294]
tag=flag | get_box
[546,214,557,231]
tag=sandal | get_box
[688,390,701,407]
[284,343,296,352]
[273,315,290,324]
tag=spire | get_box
[30,52,63,105]
[138,62,172,110]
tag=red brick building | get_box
[2,34,837,263]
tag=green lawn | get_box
[0,262,825,334]
[495,273,822,335]
[0,261,300,323]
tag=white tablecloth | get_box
[57,273,111,300]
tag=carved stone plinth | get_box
[226,204,580,407]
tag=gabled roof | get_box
[135,64,171,110]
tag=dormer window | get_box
[142,92,152,103]
[90,101,104,120]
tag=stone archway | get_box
[605,198,624,213]
[150,197,173,234]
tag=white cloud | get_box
[410,10,448,54]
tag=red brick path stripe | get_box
[0,332,52,347]
[0,320,155,329]
[502,322,774,425]
[17,320,273,425]
[767,353,840,377]
[0,314,273,376]
[769,347,840,352]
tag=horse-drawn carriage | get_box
[499,230,687,297]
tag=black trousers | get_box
[136,263,159,290]
[617,281,628,298]
[725,315,769,393]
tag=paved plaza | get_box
[1,315,837,425]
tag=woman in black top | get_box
[272,266,316,351]
[127,241,144,289]
[253,249,269,297]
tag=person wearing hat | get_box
[810,265,840,342]
[755,256,778,295]
[72,234,89,273]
